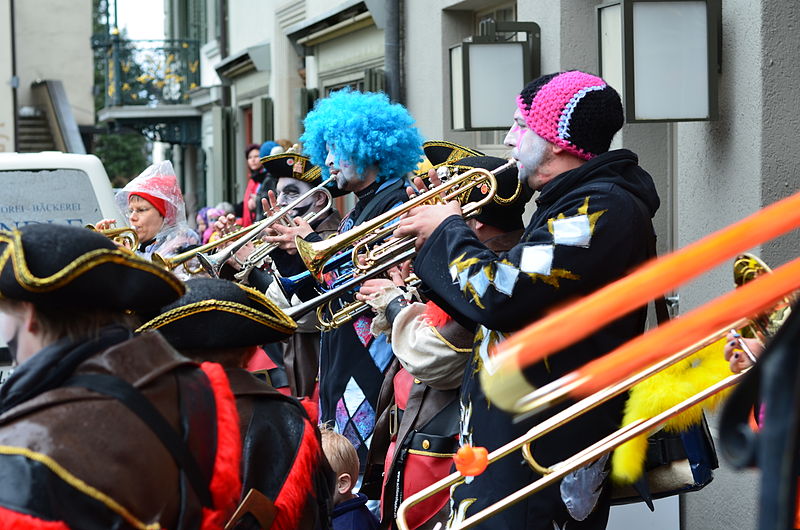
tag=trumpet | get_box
[285,247,417,323]
[86,224,139,249]
[295,161,514,281]
[197,177,334,277]
[150,221,266,273]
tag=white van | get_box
[0,152,122,374]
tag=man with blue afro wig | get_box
[300,88,423,190]
[263,89,424,477]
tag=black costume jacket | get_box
[226,368,333,530]
[318,177,410,469]
[0,328,240,529]
[414,150,660,529]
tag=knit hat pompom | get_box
[517,70,623,160]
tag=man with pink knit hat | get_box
[395,71,661,529]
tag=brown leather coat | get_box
[0,330,234,529]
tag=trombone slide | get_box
[483,190,800,414]
[395,370,744,530]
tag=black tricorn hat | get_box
[138,277,297,349]
[446,156,526,232]
[260,152,323,187]
[0,224,184,312]
[423,141,484,169]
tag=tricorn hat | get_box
[0,224,184,312]
[138,277,297,349]
[260,152,323,187]
[443,156,526,232]
[423,141,484,169]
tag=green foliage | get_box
[94,132,148,188]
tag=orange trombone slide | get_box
[482,190,800,413]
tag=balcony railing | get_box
[94,35,200,108]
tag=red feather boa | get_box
[272,418,321,530]
[200,362,243,530]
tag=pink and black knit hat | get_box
[516,71,623,160]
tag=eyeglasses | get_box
[127,206,153,216]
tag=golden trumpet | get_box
[86,224,139,249]
[295,161,514,282]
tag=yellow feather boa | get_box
[610,338,733,484]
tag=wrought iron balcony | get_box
[94,34,200,108]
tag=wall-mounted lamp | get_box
[450,21,540,131]
[597,0,721,122]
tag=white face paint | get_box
[504,109,551,190]
[325,147,360,190]
[276,177,315,218]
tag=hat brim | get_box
[138,278,297,349]
[0,227,184,313]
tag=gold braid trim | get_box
[0,445,161,529]
[137,299,296,334]
[0,230,183,295]
[429,326,472,353]
[407,449,456,458]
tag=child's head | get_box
[320,424,360,505]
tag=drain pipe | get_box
[10,0,19,151]
[384,0,403,103]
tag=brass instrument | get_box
[396,256,794,529]
[86,224,139,249]
[150,221,266,274]
[199,177,335,278]
[296,160,514,281]
[394,188,800,529]
[285,247,417,323]
[316,273,421,331]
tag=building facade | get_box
[100,2,797,525]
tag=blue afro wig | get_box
[300,89,424,183]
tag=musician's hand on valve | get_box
[723,331,763,373]
[356,279,398,301]
[394,202,462,251]
[262,217,314,254]
[406,168,444,200]
[215,214,238,236]
[94,219,117,231]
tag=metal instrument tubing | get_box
[198,176,334,277]
[395,370,744,530]
[393,321,744,529]
[286,247,416,322]
[457,373,743,529]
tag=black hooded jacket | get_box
[413,149,660,528]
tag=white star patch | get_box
[520,244,554,275]
[493,262,519,296]
[468,270,491,298]
[553,214,592,247]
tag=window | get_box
[474,3,517,148]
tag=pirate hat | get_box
[262,151,348,199]
[138,277,297,349]
[418,141,484,176]
[0,224,184,312]
[260,152,323,187]
[444,156,526,232]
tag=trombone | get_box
[149,178,333,276]
[295,160,514,281]
[395,188,800,529]
[197,177,334,277]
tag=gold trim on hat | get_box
[137,283,297,335]
[0,230,184,296]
